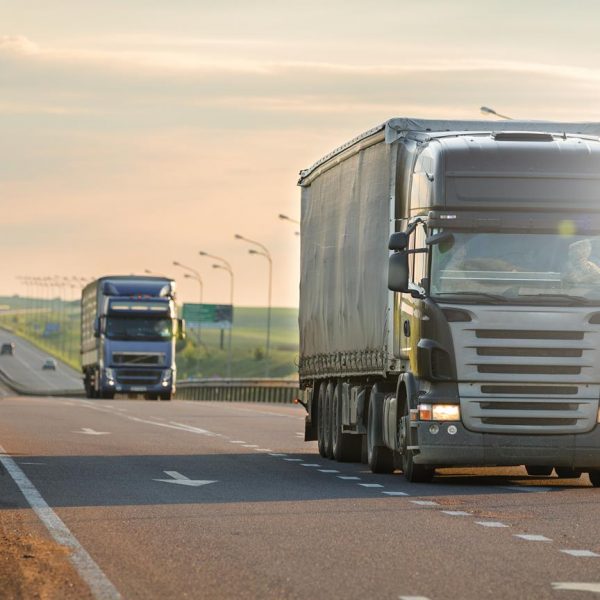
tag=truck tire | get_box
[555,467,582,479]
[367,388,394,473]
[332,383,362,462]
[323,382,334,459]
[588,470,600,487]
[399,397,433,483]
[525,465,554,477]
[101,390,115,400]
[317,384,327,458]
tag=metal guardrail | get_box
[176,378,300,404]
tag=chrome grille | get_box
[112,353,164,366]
[116,369,161,385]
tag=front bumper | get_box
[413,421,600,469]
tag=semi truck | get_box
[81,275,183,400]
[298,117,600,486]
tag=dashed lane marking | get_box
[410,500,439,506]
[0,444,121,600]
[230,441,246,444]
[242,444,259,448]
[319,469,340,473]
[269,453,287,457]
[514,534,552,542]
[500,485,553,493]
[560,550,600,557]
[338,476,361,480]
[256,448,272,452]
[284,458,303,462]
[359,483,384,488]
[301,463,321,467]
[382,491,409,496]
[441,510,471,516]
[552,582,600,592]
[476,521,509,528]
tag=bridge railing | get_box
[176,378,300,404]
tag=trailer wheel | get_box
[332,383,361,462]
[588,470,600,487]
[317,384,327,458]
[399,399,433,483]
[367,389,394,473]
[323,382,334,459]
[555,467,582,479]
[525,465,554,477]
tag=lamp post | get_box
[480,106,513,120]
[173,261,204,342]
[234,234,272,377]
[199,250,234,378]
[278,213,300,236]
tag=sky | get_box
[3,0,600,307]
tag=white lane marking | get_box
[441,510,471,516]
[269,453,287,457]
[124,416,219,437]
[514,534,552,542]
[476,521,509,528]
[284,458,303,462]
[382,491,409,496]
[256,448,272,452]
[0,443,121,600]
[500,485,553,493]
[153,471,217,487]
[18,462,46,466]
[168,421,218,436]
[301,463,321,467]
[230,441,246,444]
[359,483,384,488]
[319,469,340,473]
[338,476,361,480]
[552,582,600,592]
[410,500,439,506]
[75,428,110,436]
[560,550,600,557]
[242,444,259,448]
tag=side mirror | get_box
[389,232,409,251]
[388,251,410,292]
[177,318,186,340]
[93,317,100,338]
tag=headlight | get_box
[162,369,172,382]
[418,403,460,421]
[104,368,115,380]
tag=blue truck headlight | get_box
[418,403,460,421]
[104,368,115,385]
[161,370,172,387]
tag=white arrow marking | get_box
[552,582,600,593]
[153,471,217,487]
[76,428,110,435]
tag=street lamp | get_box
[235,234,272,377]
[199,251,235,378]
[480,106,513,120]
[172,261,204,305]
[278,213,300,236]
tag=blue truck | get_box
[81,276,184,400]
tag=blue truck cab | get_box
[81,276,183,400]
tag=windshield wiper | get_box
[433,291,509,303]
[516,293,595,305]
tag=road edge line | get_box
[0,443,121,600]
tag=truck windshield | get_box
[430,231,600,304]
[105,317,173,341]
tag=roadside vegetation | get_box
[0,297,299,379]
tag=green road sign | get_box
[182,303,233,328]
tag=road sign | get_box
[182,303,233,328]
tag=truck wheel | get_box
[101,390,115,400]
[588,471,600,487]
[399,399,433,483]
[555,467,582,479]
[525,465,554,477]
[332,383,361,462]
[323,382,334,459]
[317,384,327,458]
[367,389,394,473]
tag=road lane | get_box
[1,396,600,599]
[0,329,83,392]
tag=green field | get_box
[0,296,299,379]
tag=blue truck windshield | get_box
[430,231,600,304]
[105,317,173,341]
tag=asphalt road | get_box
[1,392,600,600]
[0,329,83,393]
